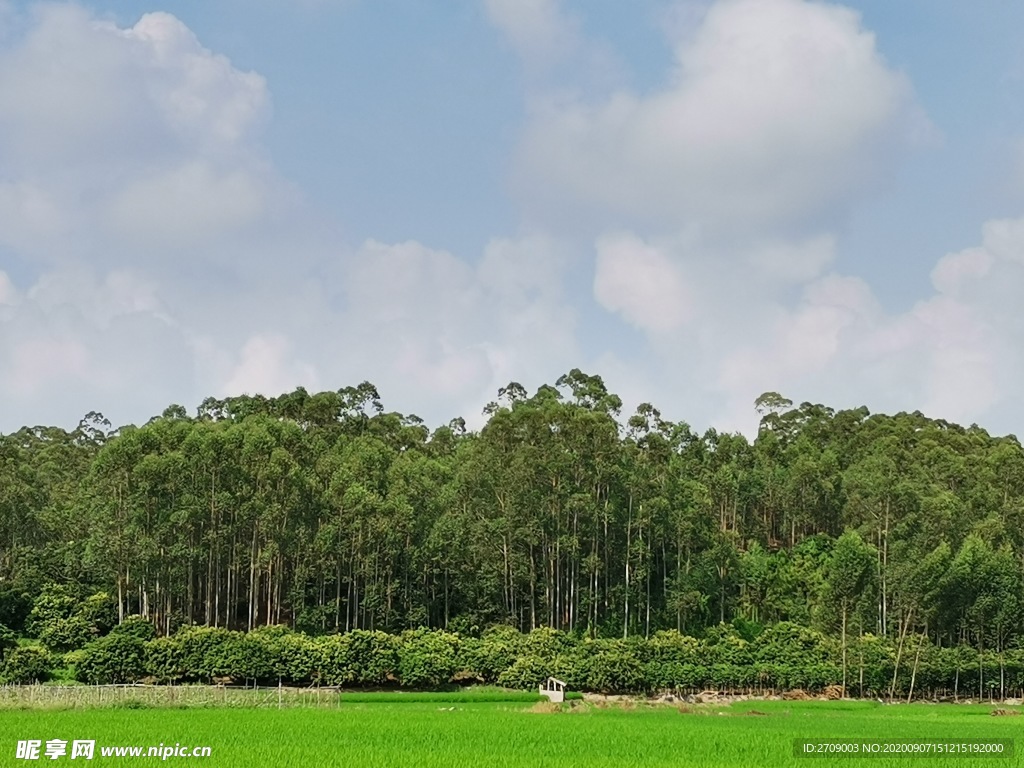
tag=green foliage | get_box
[6,377,1024,703]
[752,622,833,667]
[646,630,701,689]
[110,616,157,642]
[496,654,550,690]
[0,589,32,633]
[144,637,184,683]
[702,623,753,666]
[28,585,88,651]
[77,592,117,637]
[579,639,650,694]
[458,626,522,683]
[253,626,318,683]
[316,630,399,686]
[1,620,1020,696]
[1,646,52,684]
[398,628,460,688]
[173,626,244,682]
[0,623,17,659]
[77,634,147,684]
[38,615,94,654]
[28,586,116,652]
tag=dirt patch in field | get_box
[527,701,562,714]
[782,689,812,701]
[743,710,769,716]
[991,708,1020,717]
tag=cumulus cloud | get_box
[593,232,692,332]
[327,235,579,423]
[517,0,923,235]
[0,5,274,267]
[104,162,268,249]
[0,264,196,423]
[630,212,1024,436]
[3,0,1023,449]
[222,334,320,399]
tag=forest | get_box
[1,370,1023,697]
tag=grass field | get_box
[1,695,1019,766]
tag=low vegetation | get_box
[4,619,1024,700]
[2,700,1018,767]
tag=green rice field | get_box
[1,695,1019,767]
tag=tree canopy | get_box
[2,372,1023,697]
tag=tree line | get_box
[1,371,1023,695]
[4,611,1023,700]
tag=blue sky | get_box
[2,0,1024,437]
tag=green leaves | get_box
[0,646,52,684]
[5,374,1024,694]
[76,633,147,684]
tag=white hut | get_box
[539,677,566,703]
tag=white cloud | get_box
[0,270,17,306]
[328,236,579,422]
[0,264,197,423]
[484,0,577,65]
[685,214,1024,434]
[575,204,1024,438]
[593,232,692,332]
[104,162,268,249]
[517,0,922,234]
[119,12,268,148]
[3,0,1022,451]
[0,5,273,267]
[930,247,993,296]
[747,235,837,284]
[6,337,90,397]
[716,273,877,401]
[222,334,320,398]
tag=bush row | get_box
[5,620,1024,697]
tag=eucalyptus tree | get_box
[822,530,876,690]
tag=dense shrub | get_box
[109,616,157,642]
[522,627,575,659]
[317,630,399,686]
[6,616,1017,697]
[76,593,117,637]
[702,623,754,666]
[275,630,319,684]
[1,646,52,684]
[647,630,702,689]
[174,626,244,681]
[497,654,552,689]
[458,626,522,683]
[28,586,115,652]
[581,639,650,694]
[398,628,459,688]
[0,623,17,660]
[237,630,278,682]
[753,622,834,667]
[0,589,32,633]
[144,637,184,683]
[38,616,94,653]
[77,634,147,684]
